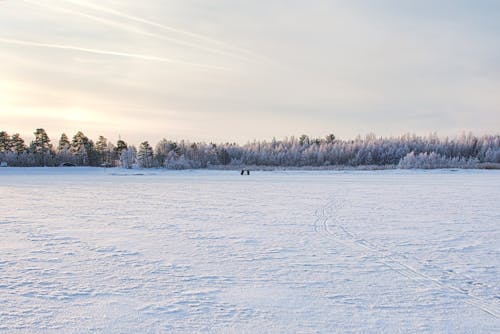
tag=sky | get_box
[1,0,499,145]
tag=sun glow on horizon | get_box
[62,108,93,123]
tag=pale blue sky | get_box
[1,0,499,144]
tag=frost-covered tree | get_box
[299,134,310,146]
[1,128,499,169]
[484,147,500,163]
[398,151,478,169]
[120,147,136,169]
[325,133,336,144]
[107,141,117,166]
[115,139,128,157]
[218,148,231,165]
[165,154,192,169]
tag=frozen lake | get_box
[0,168,499,333]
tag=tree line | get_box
[0,129,499,169]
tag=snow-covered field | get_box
[0,168,499,333]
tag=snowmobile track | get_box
[314,197,500,319]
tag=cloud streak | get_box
[22,0,262,64]
[0,37,230,71]
[59,0,266,62]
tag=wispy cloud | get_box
[58,0,266,62]
[0,36,230,71]
[22,0,263,64]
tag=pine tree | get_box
[57,133,70,152]
[137,141,154,168]
[10,133,26,154]
[95,136,110,166]
[0,131,11,152]
[71,131,92,165]
[299,134,310,146]
[31,128,53,166]
[218,148,231,165]
[325,133,336,143]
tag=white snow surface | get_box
[0,168,499,333]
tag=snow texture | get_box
[0,168,499,333]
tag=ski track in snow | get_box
[314,197,500,319]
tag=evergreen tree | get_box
[55,133,74,165]
[71,131,93,165]
[31,128,53,166]
[154,139,168,167]
[218,148,231,165]
[168,141,181,157]
[95,136,108,153]
[57,133,70,152]
[10,133,26,154]
[208,143,218,165]
[95,136,110,166]
[137,141,154,168]
[0,131,12,152]
[299,134,310,146]
[325,133,336,143]
[115,139,128,157]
